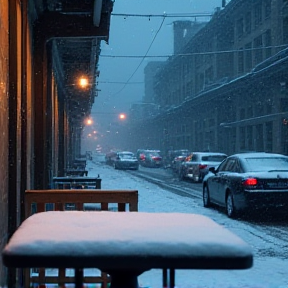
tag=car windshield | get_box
[119,153,134,159]
[244,157,288,172]
[201,155,227,162]
[149,152,161,157]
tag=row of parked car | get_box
[164,149,228,183]
[136,149,163,168]
[105,148,229,183]
[104,149,288,218]
[105,149,164,170]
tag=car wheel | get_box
[203,185,211,208]
[226,192,237,218]
[198,173,204,183]
[178,169,184,181]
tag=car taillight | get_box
[243,178,258,186]
[152,156,161,160]
[199,164,207,169]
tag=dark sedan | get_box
[113,151,139,170]
[202,152,288,218]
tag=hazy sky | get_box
[91,0,222,128]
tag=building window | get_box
[245,42,252,71]
[256,124,264,151]
[265,122,273,152]
[240,108,245,120]
[254,35,263,65]
[240,127,246,151]
[209,118,215,127]
[245,12,251,34]
[264,0,271,19]
[236,18,244,39]
[238,48,244,74]
[247,106,253,118]
[205,66,213,85]
[281,98,288,112]
[247,126,253,150]
[254,3,262,28]
[283,17,288,43]
[264,29,272,58]
[266,101,272,114]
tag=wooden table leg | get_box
[75,268,83,288]
[169,269,175,288]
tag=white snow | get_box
[86,158,288,288]
[4,158,288,288]
[6,211,251,260]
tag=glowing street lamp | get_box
[86,118,93,125]
[119,113,126,120]
[79,77,89,88]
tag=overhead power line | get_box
[110,16,167,97]
[98,81,143,84]
[100,44,288,59]
[111,12,213,18]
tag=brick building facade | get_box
[128,0,288,156]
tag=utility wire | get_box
[98,81,143,84]
[100,44,288,59]
[111,12,213,18]
[110,16,167,97]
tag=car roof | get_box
[192,152,227,156]
[229,152,288,159]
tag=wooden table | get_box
[2,211,253,288]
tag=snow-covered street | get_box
[87,158,288,288]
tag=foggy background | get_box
[86,0,223,152]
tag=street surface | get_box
[89,154,288,288]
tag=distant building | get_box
[144,61,165,103]
[173,21,207,55]
[130,0,288,156]
[129,102,159,122]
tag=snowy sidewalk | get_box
[86,159,196,214]
[85,159,287,288]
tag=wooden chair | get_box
[24,189,138,288]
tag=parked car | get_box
[136,149,146,161]
[202,152,288,218]
[138,150,163,167]
[170,149,190,171]
[178,152,227,182]
[105,150,118,165]
[113,151,139,170]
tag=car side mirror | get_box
[209,167,216,173]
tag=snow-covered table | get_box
[2,211,253,288]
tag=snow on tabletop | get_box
[4,211,252,258]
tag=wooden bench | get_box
[64,169,89,177]
[24,189,138,288]
[52,176,101,189]
[73,158,87,169]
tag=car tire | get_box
[203,185,211,208]
[226,192,237,218]
[198,173,204,183]
[178,169,184,181]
